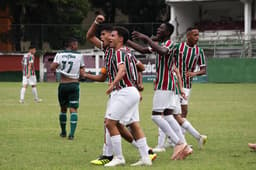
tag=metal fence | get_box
[1,23,256,58]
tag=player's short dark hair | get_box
[186,27,199,33]
[164,22,174,37]
[65,37,78,47]
[99,24,113,33]
[29,44,36,49]
[113,26,129,44]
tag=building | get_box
[166,0,255,40]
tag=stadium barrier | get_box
[1,52,256,83]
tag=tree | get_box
[89,0,169,36]
[0,0,89,51]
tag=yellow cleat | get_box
[148,149,157,161]
[90,155,113,165]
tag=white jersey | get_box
[53,50,85,79]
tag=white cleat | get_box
[130,157,152,166]
[152,147,166,153]
[19,100,24,104]
[198,135,207,149]
[104,157,125,167]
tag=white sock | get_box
[20,87,26,100]
[32,87,38,100]
[136,137,149,160]
[103,128,113,156]
[164,115,186,144]
[182,120,201,140]
[157,128,166,148]
[110,135,123,159]
[132,140,138,148]
[152,115,180,145]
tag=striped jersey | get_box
[22,52,35,76]
[104,47,139,90]
[154,39,176,91]
[53,50,85,79]
[174,42,206,89]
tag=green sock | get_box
[59,112,67,134]
[69,112,78,137]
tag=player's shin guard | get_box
[59,112,67,135]
[69,112,78,137]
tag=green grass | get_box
[1,82,256,170]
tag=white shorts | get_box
[152,90,177,112]
[106,87,140,125]
[174,95,181,115]
[180,88,191,105]
[22,75,37,86]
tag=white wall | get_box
[171,3,199,34]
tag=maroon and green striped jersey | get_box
[21,52,35,76]
[154,39,176,91]
[105,47,138,90]
[173,42,206,89]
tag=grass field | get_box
[1,82,256,170]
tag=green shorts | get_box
[58,82,80,109]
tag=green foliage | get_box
[1,83,256,169]
[89,0,168,23]
[1,0,90,50]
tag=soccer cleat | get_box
[19,100,24,104]
[130,157,152,166]
[68,135,74,140]
[148,149,157,161]
[90,155,113,165]
[152,147,166,153]
[104,156,125,167]
[198,135,207,149]
[248,143,256,151]
[35,98,42,103]
[59,133,66,138]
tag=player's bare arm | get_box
[27,63,32,78]
[50,62,59,71]
[126,40,151,54]
[86,15,105,48]
[185,66,206,78]
[81,67,107,82]
[132,31,169,56]
[106,64,126,95]
[173,65,187,100]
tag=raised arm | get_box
[86,15,105,48]
[126,40,151,54]
[132,31,169,56]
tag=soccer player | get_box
[153,64,206,152]
[173,27,207,146]
[50,38,85,140]
[101,26,152,166]
[132,23,192,160]
[85,15,156,165]
[19,45,42,103]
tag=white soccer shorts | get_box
[152,90,177,113]
[106,87,140,125]
[22,75,37,86]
